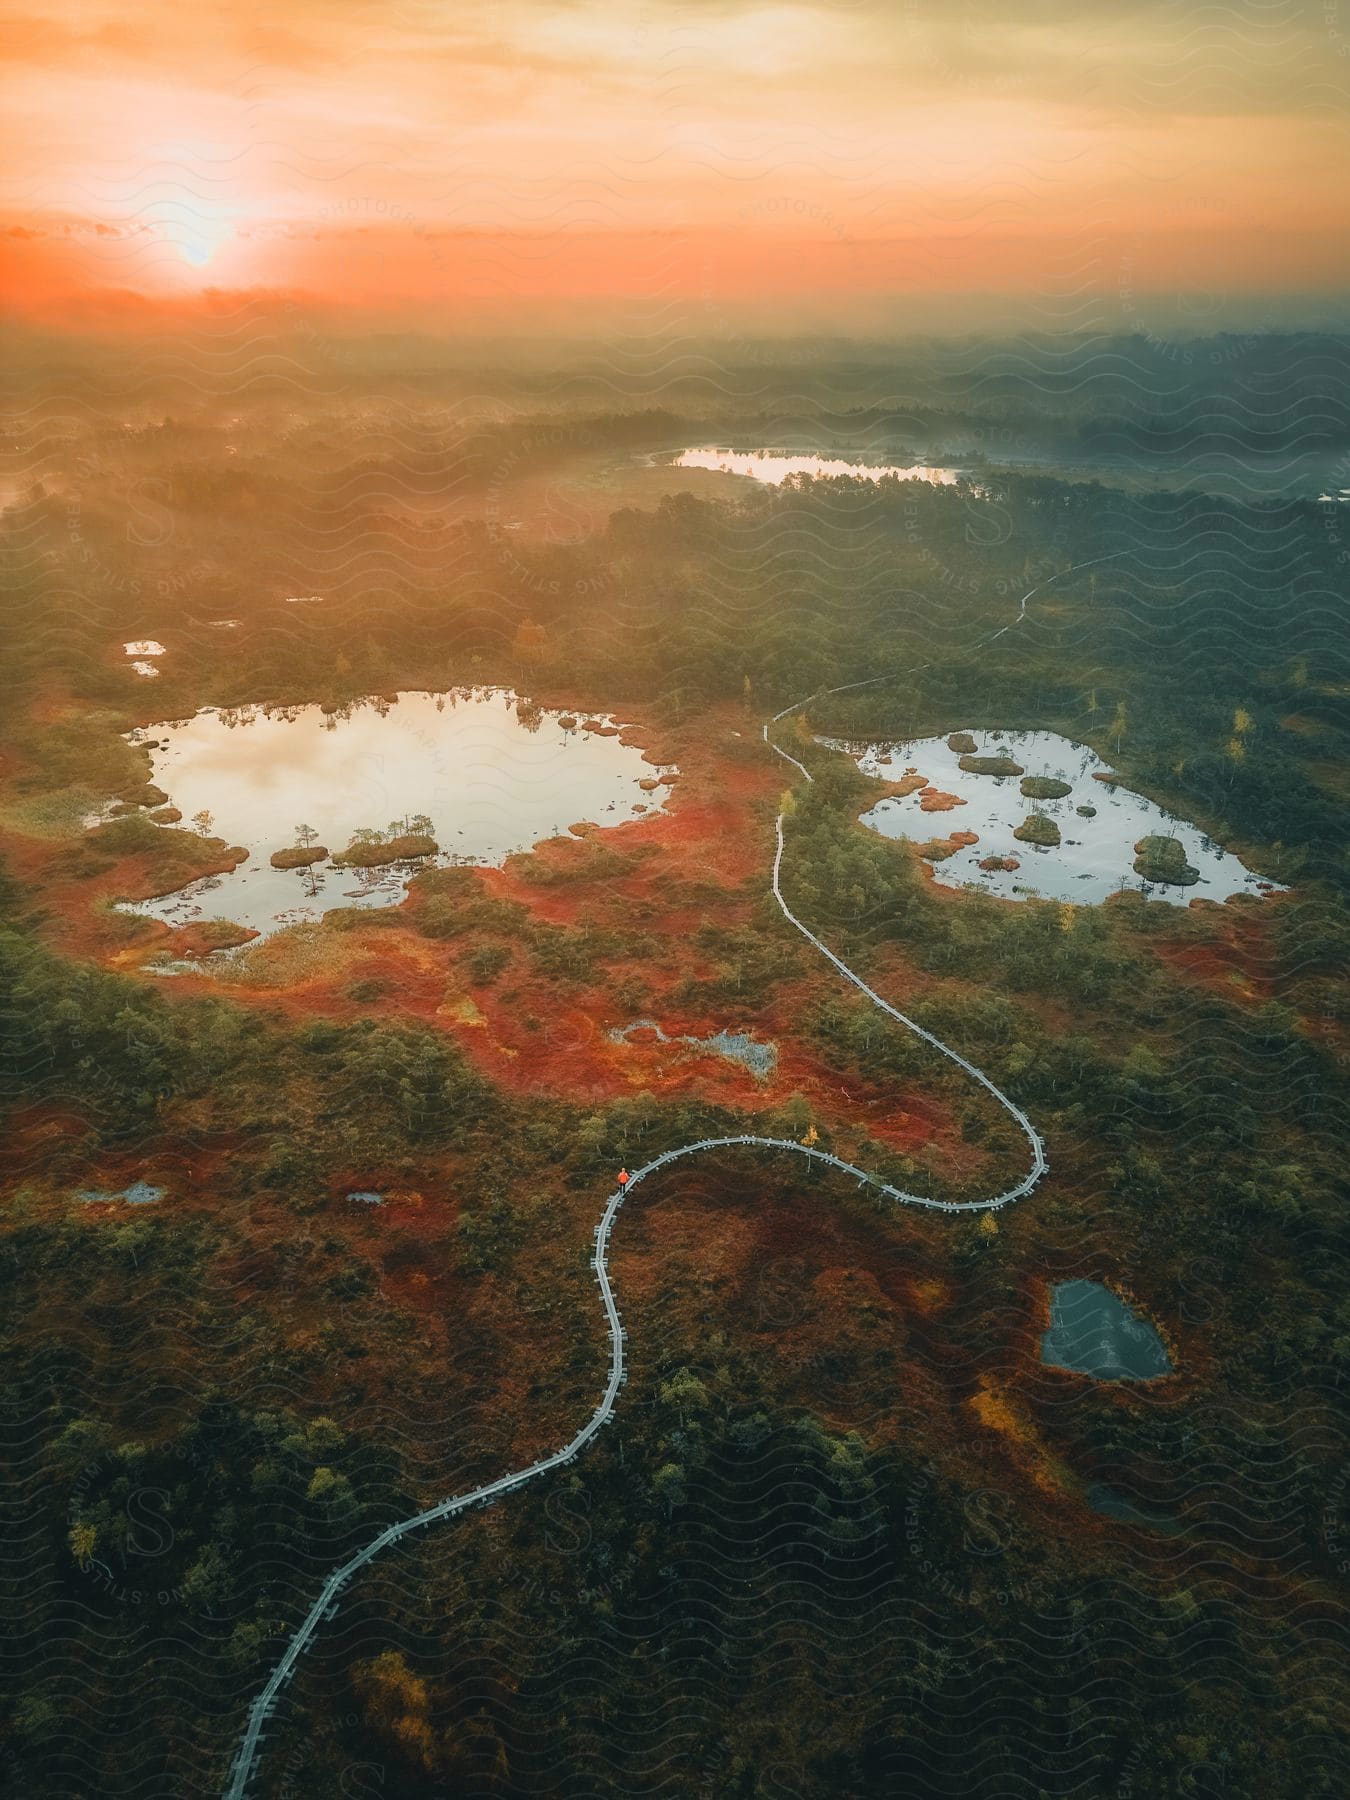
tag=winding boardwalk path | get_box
[225,552,1117,1797]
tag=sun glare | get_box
[167,222,228,269]
[149,202,237,275]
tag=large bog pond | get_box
[828,728,1281,905]
[116,690,673,938]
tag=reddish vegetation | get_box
[1279,713,1322,738]
[0,1108,242,1224]
[0,823,250,968]
[616,1167,952,1439]
[916,828,979,863]
[5,697,981,1172]
[917,788,966,812]
[166,919,260,957]
[11,688,1297,1528]
[966,1380,1071,1497]
[1148,903,1286,1005]
[0,1102,105,1185]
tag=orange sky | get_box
[2,1,1347,332]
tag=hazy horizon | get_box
[4,1,1348,337]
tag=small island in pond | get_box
[334,828,440,868]
[1133,834,1200,885]
[270,843,329,869]
[1021,775,1073,800]
[960,752,1026,777]
[1013,812,1062,847]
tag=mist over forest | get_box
[3,0,1349,1789]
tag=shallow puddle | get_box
[77,1182,165,1205]
[609,1018,777,1078]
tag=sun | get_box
[157,207,235,270]
[130,138,245,274]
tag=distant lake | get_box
[115,689,673,939]
[828,728,1282,906]
[671,447,963,486]
[1041,1280,1171,1380]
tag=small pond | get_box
[77,1182,165,1205]
[827,728,1282,905]
[609,1018,777,1079]
[1041,1279,1171,1380]
[671,447,963,486]
[124,640,166,679]
[112,689,674,940]
[1087,1484,1186,1535]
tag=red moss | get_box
[1148,908,1285,1005]
[169,919,259,957]
[9,699,984,1182]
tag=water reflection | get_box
[1041,1279,1171,1380]
[828,728,1282,906]
[672,447,963,486]
[115,689,673,940]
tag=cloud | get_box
[0,0,1345,326]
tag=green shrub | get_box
[1133,835,1199,885]
[1013,812,1061,847]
